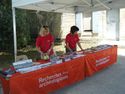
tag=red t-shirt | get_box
[36,33,54,55]
[65,33,79,49]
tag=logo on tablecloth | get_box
[96,56,110,66]
[38,71,68,88]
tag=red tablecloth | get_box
[84,45,117,76]
[0,76,9,94]
[1,56,85,94]
[0,45,117,94]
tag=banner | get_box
[0,45,117,94]
[84,45,117,76]
[0,76,9,94]
[9,57,85,94]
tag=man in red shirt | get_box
[36,26,54,57]
[65,26,83,53]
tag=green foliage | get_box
[26,11,40,46]
[0,0,13,52]
[16,10,62,48]
[16,9,31,48]
[0,1,62,53]
[34,11,62,38]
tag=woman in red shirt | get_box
[65,26,83,53]
[36,26,54,57]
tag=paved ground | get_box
[52,38,125,94]
[1,38,125,94]
[0,53,125,94]
[50,55,125,94]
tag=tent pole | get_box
[95,0,111,10]
[12,7,17,61]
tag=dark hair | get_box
[70,26,79,34]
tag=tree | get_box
[36,11,62,39]
[16,9,31,48]
[0,0,13,52]
[0,0,62,52]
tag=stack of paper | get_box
[13,59,33,70]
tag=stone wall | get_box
[61,13,75,39]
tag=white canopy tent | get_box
[12,0,125,61]
[12,0,112,13]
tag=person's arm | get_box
[77,41,83,51]
[47,42,54,54]
[36,37,43,54]
[36,46,43,55]
[66,42,73,53]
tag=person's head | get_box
[70,26,79,34]
[39,26,49,36]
